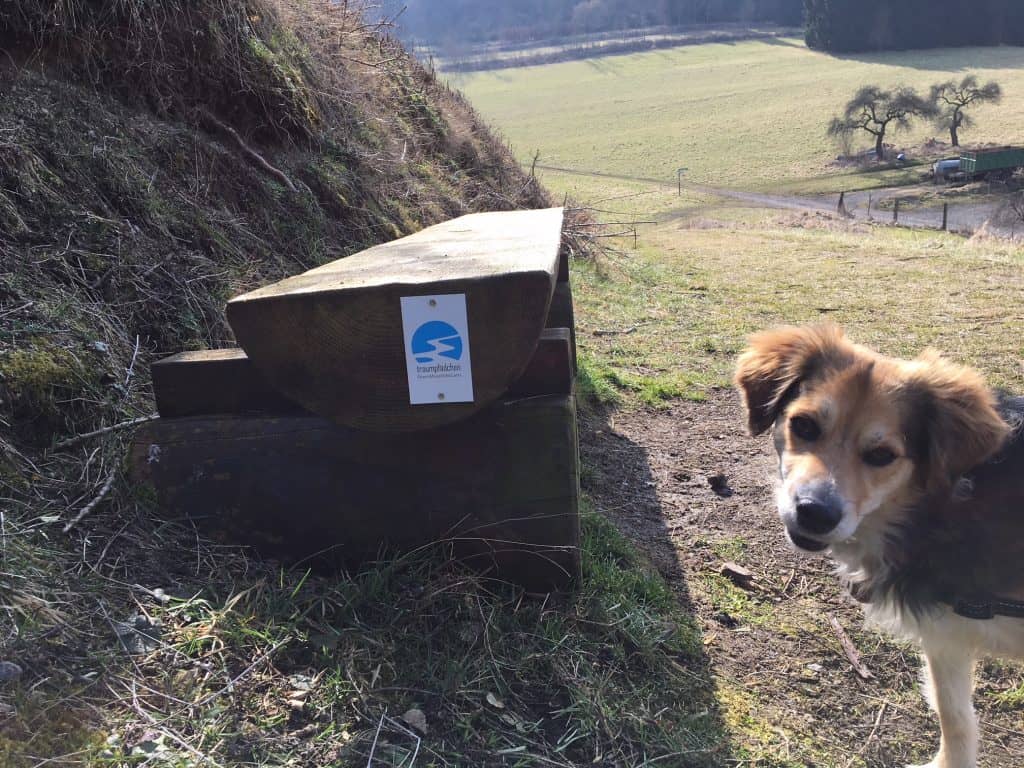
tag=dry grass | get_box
[572,218,1024,409]
[2,481,721,766]
[4,0,319,141]
[0,3,732,767]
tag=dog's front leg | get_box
[908,648,978,768]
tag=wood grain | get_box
[546,281,577,372]
[152,327,573,418]
[227,208,565,432]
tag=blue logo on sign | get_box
[411,321,463,364]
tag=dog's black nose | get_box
[796,500,842,534]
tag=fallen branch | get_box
[196,108,298,193]
[336,53,404,69]
[53,414,157,451]
[828,614,873,680]
[63,471,117,533]
[593,326,637,337]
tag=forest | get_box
[804,0,1024,52]
[387,0,1024,54]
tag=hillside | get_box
[450,32,1024,766]
[453,38,1024,198]
[1,0,548,451]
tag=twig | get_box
[0,301,33,319]
[593,326,637,337]
[337,53,404,69]
[860,701,887,754]
[191,639,289,708]
[125,335,141,386]
[366,708,386,768]
[63,471,117,533]
[780,567,796,595]
[383,713,421,766]
[828,614,873,680]
[52,414,157,451]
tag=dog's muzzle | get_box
[783,483,843,552]
[785,527,829,552]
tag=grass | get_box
[453,33,1024,768]
[2,507,732,767]
[563,212,1024,764]
[572,218,1024,404]
[452,39,1024,198]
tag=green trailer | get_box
[959,146,1024,179]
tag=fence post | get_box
[893,199,899,224]
[942,203,948,231]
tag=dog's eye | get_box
[789,415,821,442]
[863,447,898,467]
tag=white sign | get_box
[400,294,475,405]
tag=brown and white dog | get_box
[734,324,1024,768]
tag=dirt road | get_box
[537,163,1015,236]
[583,393,1024,767]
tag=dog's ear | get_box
[734,324,851,435]
[904,350,1010,490]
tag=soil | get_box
[581,391,1024,767]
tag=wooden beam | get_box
[227,208,565,432]
[152,349,304,418]
[507,328,573,398]
[546,281,576,372]
[131,394,581,592]
[151,329,573,418]
[557,240,570,283]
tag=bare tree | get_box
[828,85,935,160]
[930,75,1002,147]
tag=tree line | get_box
[390,0,803,48]
[805,0,1024,52]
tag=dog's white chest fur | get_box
[834,541,1024,768]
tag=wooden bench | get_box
[132,208,580,591]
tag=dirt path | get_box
[537,163,1013,235]
[582,393,1024,767]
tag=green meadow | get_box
[449,35,1024,766]
[452,39,1024,198]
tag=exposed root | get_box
[196,108,299,193]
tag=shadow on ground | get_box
[579,398,740,765]
[580,390,1024,767]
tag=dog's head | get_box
[735,324,1010,554]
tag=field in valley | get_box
[452,39,1024,199]
[457,37,1024,767]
